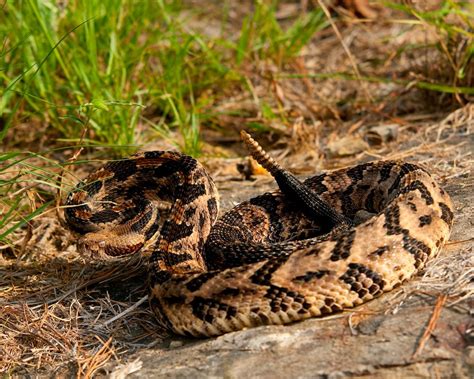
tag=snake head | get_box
[77,234,112,261]
[77,230,145,261]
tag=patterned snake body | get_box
[65,133,453,337]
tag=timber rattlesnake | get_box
[65,131,453,337]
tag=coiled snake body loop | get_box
[65,132,453,337]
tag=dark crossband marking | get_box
[161,220,194,243]
[250,255,290,286]
[179,155,199,173]
[439,202,454,225]
[166,252,194,266]
[106,159,137,181]
[190,296,237,323]
[251,255,311,314]
[384,204,404,235]
[365,189,377,213]
[198,212,208,230]
[180,182,207,204]
[163,295,186,305]
[144,219,160,241]
[293,270,330,283]
[184,206,197,221]
[264,285,312,314]
[142,151,167,159]
[185,271,221,292]
[384,204,432,268]
[304,173,328,195]
[150,268,172,285]
[129,207,154,232]
[378,162,397,183]
[338,164,372,216]
[388,162,419,195]
[402,234,431,268]
[320,300,343,315]
[418,215,432,227]
[118,198,149,224]
[340,263,385,298]
[330,229,355,261]
[321,297,343,314]
[346,163,370,182]
[399,180,434,205]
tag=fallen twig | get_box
[412,293,448,358]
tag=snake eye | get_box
[99,241,106,248]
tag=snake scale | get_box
[64,131,454,337]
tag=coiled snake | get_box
[65,132,453,337]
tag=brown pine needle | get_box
[412,294,448,358]
[81,337,114,379]
[445,237,474,247]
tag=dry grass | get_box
[0,231,160,376]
